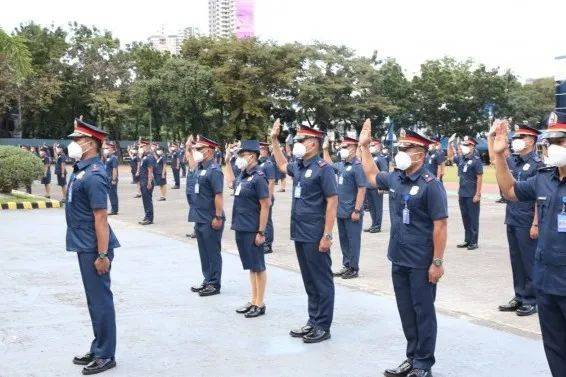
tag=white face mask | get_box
[394,151,412,171]
[68,141,85,160]
[102,148,109,156]
[544,144,566,167]
[428,145,435,152]
[235,156,249,170]
[193,150,204,163]
[511,139,526,153]
[138,149,144,157]
[461,146,471,155]
[292,142,306,159]
[339,148,350,160]
[382,148,388,154]
[157,150,163,156]
[369,146,378,155]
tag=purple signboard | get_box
[235,0,255,39]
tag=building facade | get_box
[148,26,200,55]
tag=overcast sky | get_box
[3,0,565,80]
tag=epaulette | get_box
[538,166,554,172]
[422,172,435,183]
[256,170,265,176]
[91,164,100,172]
[318,160,328,167]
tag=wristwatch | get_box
[257,230,265,236]
[98,252,108,260]
[214,215,224,221]
[324,233,333,240]
[432,258,443,267]
[353,209,362,214]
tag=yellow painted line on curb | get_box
[22,202,32,210]
[7,202,17,210]
[37,201,46,209]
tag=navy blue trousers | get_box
[458,196,480,245]
[172,168,180,187]
[537,292,566,377]
[140,182,154,221]
[108,183,118,213]
[506,225,536,304]
[392,264,437,370]
[195,221,223,289]
[366,189,383,228]
[77,251,116,359]
[295,241,335,331]
[337,217,363,270]
[235,231,266,272]
[265,204,274,247]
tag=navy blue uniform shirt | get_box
[43,156,51,178]
[375,167,448,268]
[231,166,269,232]
[65,157,120,253]
[55,155,66,176]
[230,156,242,186]
[259,157,276,182]
[171,151,180,169]
[139,154,156,183]
[425,149,445,177]
[515,167,566,296]
[105,154,118,180]
[454,154,483,197]
[155,155,165,177]
[188,158,224,224]
[334,158,367,218]
[287,156,338,242]
[374,155,389,172]
[130,155,138,174]
[505,152,542,228]
[186,169,198,205]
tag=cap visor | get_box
[68,131,89,138]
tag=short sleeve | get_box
[263,163,275,180]
[112,157,118,169]
[378,158,389,172]
[320,165,338,198]
[255,176,270,199]
[286,161,297,177]
[475,159,484,175]
[354,165,367,187]
[209,168,224,194]
[85,174,109,209]
[426,180,448,220]
[514,175,537,202]
[375,172,391,190]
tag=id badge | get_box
[235,183,242,196]
[402,207,410,224]
[463,165,468,173]
[338,176,344,185]
[67,181,74,203]
[294,183,302,198]
[558,213,566,233]
[194,183,200,194]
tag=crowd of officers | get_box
[55,102,566,377]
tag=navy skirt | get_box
[41,175,51,185]
[235,231,266,272]
[56,174,67,187]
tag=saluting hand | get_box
[359,118,372,147]
[492,119,509,155]
[428,264,444,284]
[271,118,281,139]
[94,257,111,275]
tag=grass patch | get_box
[443,164,497,185]
[0,194,35,204]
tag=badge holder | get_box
[558,197,566,233]
[402,194,410,225]
[294,183,302,198]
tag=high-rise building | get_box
[148,26,200,55]
[209,0,254,39]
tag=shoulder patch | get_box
[422,173,435,183]
[318,160,328,167]
[91,164,100,172]
[256,170,265,176]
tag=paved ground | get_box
[0,210,551,377]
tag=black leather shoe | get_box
[407,368,432,377]
[303,327,330,343]
[263,244,273,254]
[457,242,469,248]
[342,268,359,279]
[236,302,253,313]
[190,283,205,293]
[171,185,180,189]
[245,305,266,318]
[107,212,118,216]
[138,219,153,225]
[73,352,94,365]
[82,358,116,375]
[467,244,479,250]
[186,232,197,239]
[158,197,166,201]
[368,226,381,233]
[363,227,373,232]
[498,298,522,312]
[333,266,349,277]
[198,285,220,296]
[289,325,313,338]
[134,194,141,198]
[516,304,537,316]
[384,359,413,377]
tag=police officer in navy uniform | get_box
[65,118,120,375]
[155,146,167,201]
[39,146,52,198]
[424,137,446,181]
[138,138,156,225]
[231,140,271,317]
[492,113,566,377]
[187,135,225,297]
[271,119,338,343]
[447,136,483,250]
[170,143,181,189]
[103,141,119,215]
[54,144,68,202]
[488,124,542,316]
[184,138,198,239]
[365,140,389,233]
[259,142,276,254]
[323,136,367,279]
[360,120,448,377]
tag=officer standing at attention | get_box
[103,141,119,215]
[359,119,448,377]
[138,138,156,225]
[323,136,367,279]
[184,138,198,239]
[271,119,338,343]
[365,140,389,233]
[186,135,225,297]
[231,140,271,317]
[170,143,181,189]
[492,114,566,377]
[424,137,446,181]
[155,146,167,201]
[488,124,541,316]
[65,118,120,375]
[259,142,276,254]
[447,136,483,250]
[39,146,52,198]
[54,144,68,202]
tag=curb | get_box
[0,190,63,210]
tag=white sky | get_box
[3,0,565,80]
